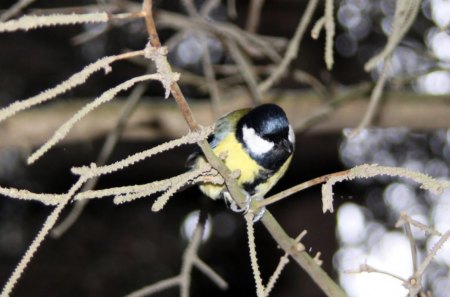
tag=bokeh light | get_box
[180,210,212,241]
[337,129,450,296]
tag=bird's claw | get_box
[224,192,250,213]
[223,192,266,222]
[251,206,266,222]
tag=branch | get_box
[3,88,450,149]
[141,2,347,296]
[322,164,450,213]
[124,210,228,297]
[0,50,144,124]
[0,177,87,297]
[0,12,109,32]
[258,0,319,92]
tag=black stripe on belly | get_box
[242,169,273,196]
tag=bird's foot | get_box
[223,192,266,222]
[223,192,251,213]
[251,206,266,222]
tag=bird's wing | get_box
[207,108,250,148]
[186,108,250,168]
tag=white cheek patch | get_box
[242,125,274,155]
[288,125,295,144]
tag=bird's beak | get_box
[281,139,293,154]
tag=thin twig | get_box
[404,221,418,273]
[324,0,335,70]
[0,177,87,297]
[0,50,144,124]
[345,263,407,283]
[256,170,349,208]
[124,276,182,297]
[245,212,265,297]
[258,0,319,92]
[142,3,346,297]
[322,164,450,213]
[396,212,442,236]
[193,257,228,289]
[200,0,221,17]
[0,0,36,21]
[349,59,390,137]
[51,80,150,238]
[414,230,450,279]
[225,37,261,105]
[227,0,237,18]
[200,35,223,116]
[245,0,265,33]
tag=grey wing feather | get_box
[185,108,250,169]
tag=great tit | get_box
[189,104,295,213]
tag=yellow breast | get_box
[196,133,291,200]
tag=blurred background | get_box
[0,0,450,296]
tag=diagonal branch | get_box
[141,1,347,297]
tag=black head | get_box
[236,104,295,170]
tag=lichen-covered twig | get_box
[245,212,265,297]
[396,212,442,237]
[364,0,421,71]
[27,73,175,164]
[0,12,109,32]
[348,212,450,297]
[0,177,87,297]
[310,0,335,70]
[322,164,450,213]
[51,78,151,238]
[0,50,144,124]
[71,127,212,178]
[0,186,63,206]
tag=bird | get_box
[188,103,295,219]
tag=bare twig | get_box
[227,0,237,18]
[124,276,181,297]
[0,0,36,21]
[124,209,227,297]
[200,0,221,18]
[256,170,349,208]
[200,35,223,115]
[245,0,265,33]
[404,219,419,273]
[345,263,407,282]
[396,212,442,236]
[350,59,390,137]
[258,0,319,92]
[225,37,261,105]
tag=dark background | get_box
[0,0,446,296]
